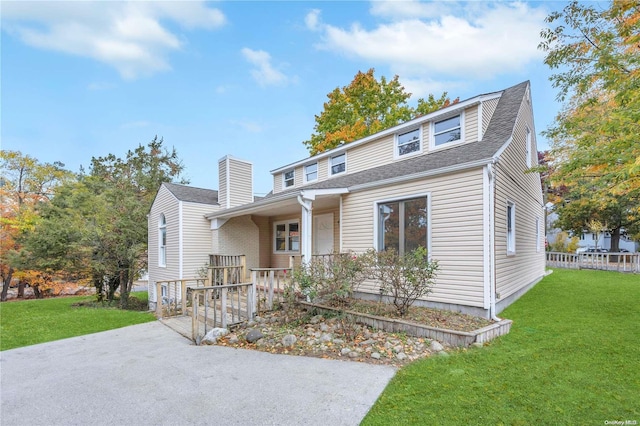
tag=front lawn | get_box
[362,269,640,425]
[0,292,155,351]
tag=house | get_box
[148,80,546,319]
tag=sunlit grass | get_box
[362,269,640,425]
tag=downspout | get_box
[297,194,313,266]
[487,161,502,321]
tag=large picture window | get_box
[377,196,428,255]
[274,221,300,252]
[159,214,167,267]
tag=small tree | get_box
[369,247,439,317]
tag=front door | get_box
[313,213,334,254]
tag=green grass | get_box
[362,269,640,425]
[0,292,155,351]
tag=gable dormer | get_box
[270,90,505,194]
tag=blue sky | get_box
[1,1,564,196]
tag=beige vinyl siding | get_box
[494,95,545,301]
[181,202,217,279]
[294,167,303,187]
[482,97,500,137]
[341,167,486,308]
[273,174,283,194]
[218,162,228,208]
[347,134,393,174]
[464,105,479,143]
[148,186,180,301]
[228,160,253,207]
[317,158,329,181]
[421,123,431,147]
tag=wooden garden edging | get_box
[299,301,512,347]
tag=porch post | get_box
[297,194,314,266]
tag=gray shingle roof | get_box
[163,182,218,204]
[266,80,528,196]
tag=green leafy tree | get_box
[539,0,640,247]
[304,68,458,155]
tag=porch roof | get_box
[204,187,348,220]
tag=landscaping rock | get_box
[396,352,407,361]
[348,351,359,359]
[319,323,329,332]
[430,340,445,352]
[320,333,333,342]
[309,315,324,324]
[471,342,484,348]
[393,345,403,353]
[282,334,297,347]
[201,328,229,345]
[371,352,381,360]
[359,339,376,346]
[340,348,351,356]
[332,338,344,345]
[245,329,264,343]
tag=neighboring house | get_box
[546,207,637,252]
[148,81,545,319]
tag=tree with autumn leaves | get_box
[539,0,640,249]
[304,68,458,155]
[1,138,186,306]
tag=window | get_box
[159,214,167,267]
[377,196,428,255]
[397,128,421,156]
[507,202,515,254]
[536,217,541,252]
[274,221,300,252]
[433,114,462,146]
[305,163,318,182]
[330,153,346,175]
[526,127,532,168]
[283,170,294,188]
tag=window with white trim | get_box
[159,214,167,267]
[397,128,421,156]
[377,196,428,255]
[526,127,532,168]
[433,114,462,146]
[507,202,516,254]
[283,170,294,188]
[330,153,346,175]
[305,163,318,182]
[274,221,300,253]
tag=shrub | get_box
[291,251,372,305]
[369,247,439,317]
[550,231,580,252]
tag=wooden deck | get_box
[160,316,199,340]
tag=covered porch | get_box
[206,188,348,271]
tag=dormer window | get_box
[330,153,346,175]
[396,128,421,157]
[432,114,462,147]
[284,170,294,187]
[305,163,318,182]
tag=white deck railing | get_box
[546,252,639,273]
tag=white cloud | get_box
[1,1,226,79]
[312,2,548,97]
[369,0,453,19]
[305,9,322,31]
[241,48,289,87]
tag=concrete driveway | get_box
[0,321,396,426]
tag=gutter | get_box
[487,159,501,321]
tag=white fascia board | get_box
[218,154,253,166]
[178,200,183,279]
[301,188,349,200]
[348,158,493,193]
[205,192,300,220]
[270,96,494,175]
